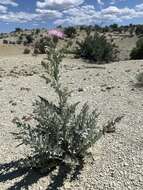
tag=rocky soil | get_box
[0,55,143,190]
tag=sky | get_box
[0,0,143,32]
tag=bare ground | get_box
[0,55,143,190]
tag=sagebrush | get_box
[64,26,76,38]
[34,36,58,54]
[13,35,102,173]
[23,48,30,54]
[130,37,143,60]
[76,32,118,63]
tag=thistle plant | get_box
[13,30,103,173]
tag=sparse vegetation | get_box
[35,29,40,35]
[23,48,31,54]
[64,26,76,38]
[25,34,34,44]
[34,37,51,54]
[15,28,23,33]
[109,23,118,32]
[3,39,8,44]
[34,36,59,54]
[135,25,143,36]
[16,40,22,45]
[76,32,118,63]
[130,37,143,60]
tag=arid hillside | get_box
[0,26,139,60]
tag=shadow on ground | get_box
[131,83,143,92]
[0,159,83,190]
[133,83,143,89]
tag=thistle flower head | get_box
[48,29,64,39]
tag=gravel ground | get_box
[0,55,143,190]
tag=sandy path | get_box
[0,55,143,190]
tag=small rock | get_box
[78,87,84,92]
[64,182,71,189]
[125,69,131,73]
[123,162,128,167]
[12,102,17,106]
[139,176,142,182]
[106,86,114,90]
[20,87,31,92]
[101,88,106,92]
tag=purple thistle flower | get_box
[48,29,64,39]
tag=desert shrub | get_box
[9,41,12,44]
[9,41,16,45]
[35,29,40,35]
[76,33,117,63]
[15,28,23,33]
[130,37,143,59]
[23,41,29,46]
[13,36,103,173]
[25,34,34,44]
[3,39,8,44]
[19,35,23,41]
[129,27,134,37]
[34,36,58,54]
[16,40,22,44]
[102,26,110,33]
[64,27,76,38]
[136,72,143,84]
[33,48,39,55]
[34,37,49,54]
[79,25,86,31]
[23,48,30,54]
[109,23,118,31]
[135,25,143,36]
[33,35,60,56]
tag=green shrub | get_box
[135,25,143,36]
[3,39,8,44]
[76,33,117,63]
[23,48,30,54]
[15,27,23,33]
[109,23,118,32]
[18,35,23,41]
[25,34,34,44]
[34,36,59,54]
[33,48,39,55]
[34,37,50,54]
[9,41,16,45]
[13,37,103,173]
[16,40,22,44]
[64,27,76,38]
[130,37,143,60]
[35,29,40,35]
